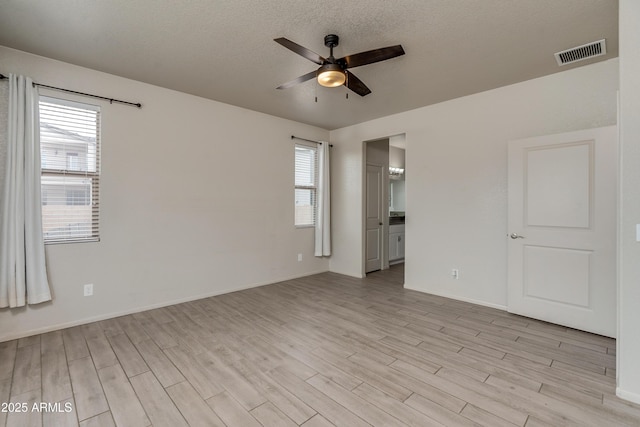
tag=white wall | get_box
[0,46,329,341]
[617,0,640,405]
[329,59,618,310]
[389,146,405,169]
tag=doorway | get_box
[364,134,406,279]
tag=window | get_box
[66,152,79,171]
[66,186,91,206]
[39,96,100,243]
[294,143,318,227]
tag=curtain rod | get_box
[291,135,332,147]
[0,73,142,108]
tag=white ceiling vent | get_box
[554,39,606,66]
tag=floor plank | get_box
[41,333,73,403]
[306,374,406,426]
[205,391,262,427]
[86,337,118,370]
[250,401,298,427]
[269,367,370,427]
[6,388,42,427]
[106,333,149,378]
[134,338,185,388]
[11,343,41,396]
[78,412,115,427]
[62,327,90,362]
[42,397,78,427]
[97,364,150,427]
[0,340,17,381]
[352,382,444,427]
[129,371,188,427]
[301,414,336,427]
[67,357,109,422]
[165,381,226,427]
[163,345,224,400]
[0,378,11,427]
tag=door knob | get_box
[510,233,525,239]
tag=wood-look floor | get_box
[2,265,640,427]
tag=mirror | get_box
[390,180,405,213]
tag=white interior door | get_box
[507,126,617,337]
[366,164,384,273]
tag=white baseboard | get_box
[403,284,507,311]
[616,387,640,405]
[327,267,364,279]
[0,269,329,343]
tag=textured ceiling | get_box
[0,0,618,130]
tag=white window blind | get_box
[39,96,100,243]
[295,143,318,227]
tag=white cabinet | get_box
[389,224,405,263]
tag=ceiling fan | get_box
[274,34,405,97]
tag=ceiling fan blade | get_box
[345,70,371,96]
[277,70,317,89]
[338,45,405,69]
[274,38,326,65]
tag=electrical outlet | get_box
[297,253,303,262]
[451,269,459,280]
[84,283,93,297]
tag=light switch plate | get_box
[637,224,640,242]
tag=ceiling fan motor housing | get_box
[324,34,340,49]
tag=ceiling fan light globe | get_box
[317,67,346,87]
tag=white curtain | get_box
[0,74,51,308]
[314,141,331,256]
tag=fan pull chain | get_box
[345,72,349,99]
